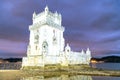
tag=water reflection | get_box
[21,75,92,80]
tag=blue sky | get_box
[0,0,120,58]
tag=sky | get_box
[0,0,120,58]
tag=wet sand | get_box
[0,70,22,80]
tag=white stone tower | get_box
[22,6,91,68]
[29,6,64,56]
[22,6,65,67]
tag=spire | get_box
[66,43,70,50]
[87,48,90,52]
[66,43,69,47]
[65,43,71,53]
[86,48,91,55]
[81,49,85,54]
[44,5,49,15]
[45,5,49,12]
[33,11,36,19]
[55,11,58,16]
[33,11,36,14]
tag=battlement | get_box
[32,6,62,26]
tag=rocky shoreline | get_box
[0,69,120,79]
[0,65,120,79]
[0,70,120,80]
[0,65,120,78]
[21,68,120,77]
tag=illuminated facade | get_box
[22,6,91,67]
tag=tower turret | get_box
[86,48,91,55]
[45,6,49,14]
[81,49,85,54]
[65,43,71,53]
[86,48,91,64]
[33,12,36,19]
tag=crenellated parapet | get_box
[31,6,62,30]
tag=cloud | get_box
[0,0,120,58]
[0,39,27,53]
[0,39,27,58]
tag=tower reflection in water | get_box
[21,75,92,80]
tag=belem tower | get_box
[22,6,91,68]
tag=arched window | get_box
[34,35,39,44]
[53,30,57,44]
[42,41,48,54]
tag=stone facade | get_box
[22,6,91,67]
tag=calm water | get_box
[90,63,120,70]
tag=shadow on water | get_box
[21,75,92,80]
